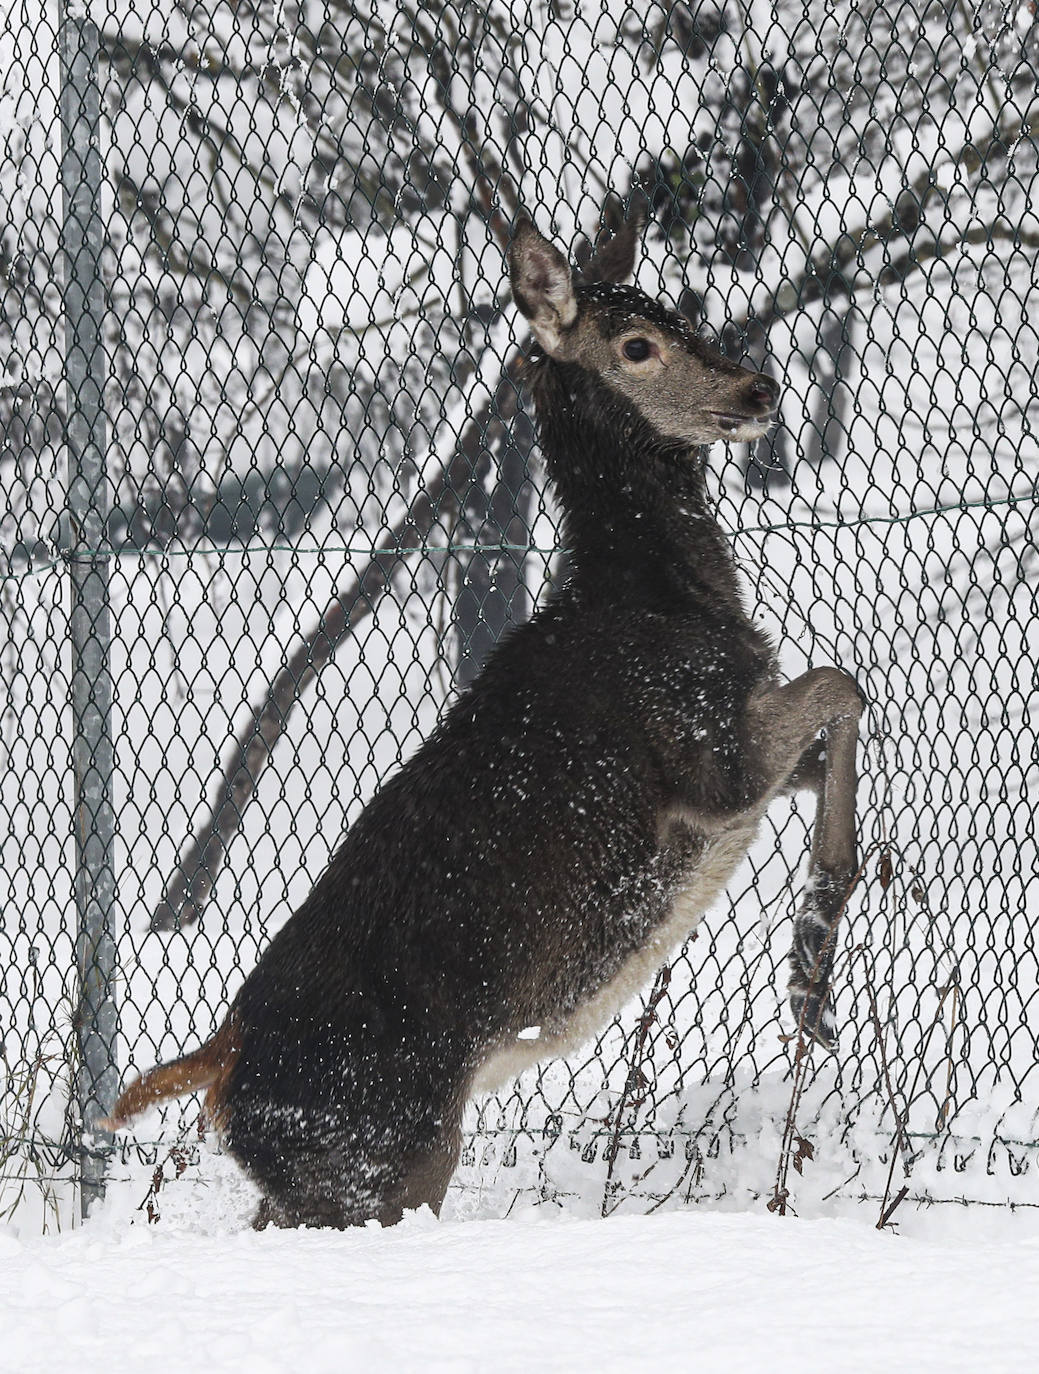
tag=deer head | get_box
[508,219,778,448]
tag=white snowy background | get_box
[2,0,1038,1367]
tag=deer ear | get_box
[508,221,578,357]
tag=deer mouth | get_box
[708,411,773,439]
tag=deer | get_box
[104,214,863,1229]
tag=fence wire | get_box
[1,0,1037,1226]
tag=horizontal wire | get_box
[733,489,1036,538]
[9,1120,1038,1169]
[1,489,1034,584]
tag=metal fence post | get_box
[57,5,118,1220]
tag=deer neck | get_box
[532,364,747,617]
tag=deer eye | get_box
[622,337,653,362]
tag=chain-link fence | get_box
[1,1,1037,1228]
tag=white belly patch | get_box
[470,818,761,1095]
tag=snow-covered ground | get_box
[5,1202,1039,1372]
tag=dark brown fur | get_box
[108,218,861,1228]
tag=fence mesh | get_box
[1,0,1037,1227]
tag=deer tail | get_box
[100,1014,240,1131]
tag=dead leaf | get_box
[878,850,894,890]
[792,1135,815,1176]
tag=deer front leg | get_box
[748,668,864,1049]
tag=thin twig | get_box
[135,1121,202,1225]
[877,1185,910,1230]
[601,964,673,1218]
[861,952,913,1228]
[939,983,961,1128]
[875,975,958,1229]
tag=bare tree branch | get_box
[753,115,1039,332]
[150,355,524,929]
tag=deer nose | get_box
[745,375,780,411]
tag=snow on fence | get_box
[1,0,1037,1229]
